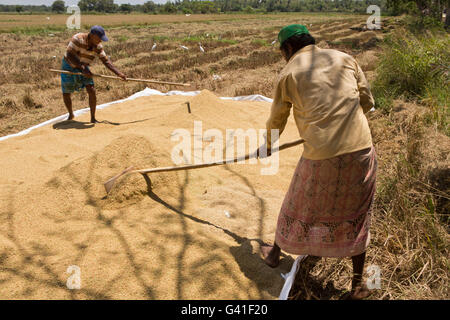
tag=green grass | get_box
[251,39,270,47]
[116,22,162,30]
[151,35,169,42]
[0,25,67,35]
[422,87,450,136]
[116,35,129,43]
[372,26,449,131]
[182,36,206,43]
[0,19,24,22]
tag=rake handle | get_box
[135,138,305,175]
[50,69,190,87]
[104,138,305,194]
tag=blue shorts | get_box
[61,58,94,94]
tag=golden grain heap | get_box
[0,90,306,299]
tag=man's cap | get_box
[90,25,108,42]
[278,24,310,46]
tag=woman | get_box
[261,24,377,300]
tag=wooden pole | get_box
[104,139,305,194]
[50,69,190,87]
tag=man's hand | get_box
[117,72,127,81]
[81,65,93,78]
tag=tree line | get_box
[1,0,447,22]
[0,1,388,14]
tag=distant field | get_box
[0,12,360,33]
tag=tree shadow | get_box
[144,175,248,245]
[3,140,265,299]
[0,186,112,299]
[0,150,163,299]
[143,175,289,298]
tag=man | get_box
[61,25,127,123]
[260,25,377,300]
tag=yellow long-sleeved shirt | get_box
[266,45,375,160]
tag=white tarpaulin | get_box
[279,255,307,300]
[0,88,373,142]
[0,88,274,142]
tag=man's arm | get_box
[354,60,375,113]
[265,75,293,150]
[101,57,127,80]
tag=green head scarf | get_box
[278,24,310,46]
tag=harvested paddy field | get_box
[0,13,392,136]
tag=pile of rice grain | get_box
[0,90,302,299]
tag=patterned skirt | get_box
[275,146,377,257]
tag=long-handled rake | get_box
[50,69,190,87]
[104,138,305,195]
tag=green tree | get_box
[51,0,65,13]
[96,0,116,12]
[78,0,96,11]
[143,1,157,13]
[15,5,24,13]
[387,0,448,21]
[199,1,218,13]
[119,3,133,13]
[78,0,116,12]
[244,5,254,12]
[162,2,177,13]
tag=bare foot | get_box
[67,114,74,121]
[261,245,280,268]
[348,284,372,300]
[90,118,99,123]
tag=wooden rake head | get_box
[104,166,136,194]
